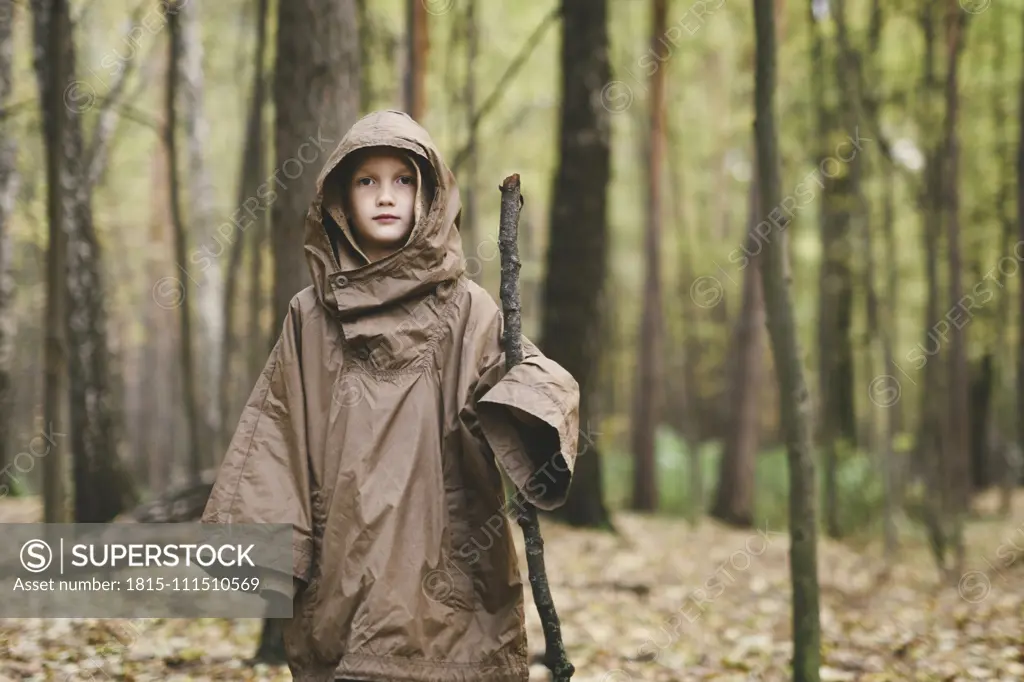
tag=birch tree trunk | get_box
[179,0,218,466]
[218,0,269,456]
[32,0,136,523]
[145,42,175,494]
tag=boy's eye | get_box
[356,177,374,186]
[398,176,414,186]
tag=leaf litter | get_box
[1,493,1023,681]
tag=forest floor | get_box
[0,492,1023,682]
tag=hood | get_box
[304,110,464,320]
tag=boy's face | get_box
[344,149,418,262]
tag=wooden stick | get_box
[496,174,574,682]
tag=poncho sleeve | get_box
[201,303,314,604]
[463,307,581,510]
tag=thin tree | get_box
[144,46,174,494]
[165,0,202,484]
[630,0,667,513]
[874,157,900,558]
[710,173,764,528]
[665,103,705,525]
[0,0,17,481]
[811,0,856,540]
[938,0,969,579]
[404,0,428,120]
[752,0,821,679]
[247,181,269,388]
[32,0,70,523]
[880,165,904,519]
[1016,0,1024,514]
[179,0,219,466]
[914,5,950,575]
[271,0,361,338]
[964,14,1003,494]
[218,0,270,456]
[462,0,479,280]
[540,0,613,529]
[989,18,1017,516]
[356,0,373,110]
[833,0,899,558]
[246,0,270,389]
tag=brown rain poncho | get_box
[202,110,581,682]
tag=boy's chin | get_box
[359,229,413,257]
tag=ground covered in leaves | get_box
[1,493,1023,681]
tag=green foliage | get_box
[603,430,895,536]
[603,427,718,515]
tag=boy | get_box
[201,110,581,682]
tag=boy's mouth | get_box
[373,214,401,222]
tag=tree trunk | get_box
[262,0,360,659]
[812,0,856,539]
[0,0,16,481]
[991,13,1016,516]
[876,168,899,559]
[461,0,479,280]
[271,0,361,337]
[179,0,219,468]
[218,0,269,456]
[941,0,968,576]
[913,4,952,579]
[665,113,705,449]
[33,0,136,523]
[145,60,173,496]
[355,0,373,111]
[404,0,428,121]
[540,0,613,529]
[248,200,267,386]
[665,112,704,517]
[969,354,994,488]
[166,1,203,485]
[1017,0,1024,518]
[833,2,905,527]
[710,174,764,528]
[833,0,899,556]
[752,1,821,679]
[33,0,71,523]
[630,0,667,513]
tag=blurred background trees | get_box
[5,0,1022,666]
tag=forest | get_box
[0,0,1021,680]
